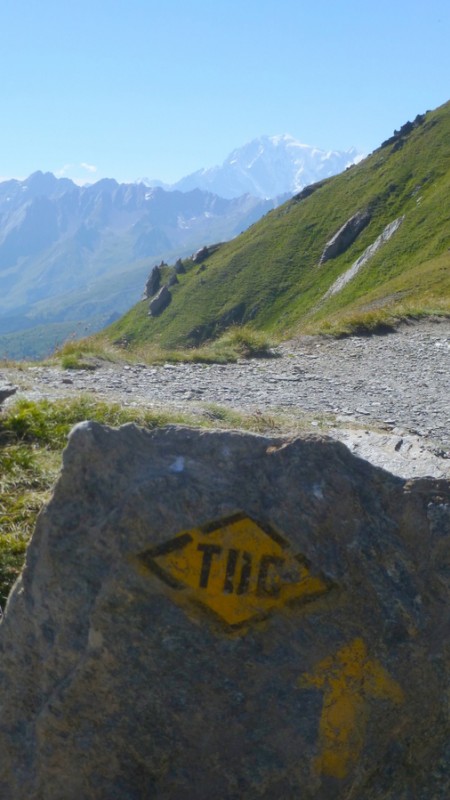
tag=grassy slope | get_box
[100,101,450,351]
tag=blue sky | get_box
[0,0,448,185]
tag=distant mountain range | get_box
[141,135,363,199]
[0,135,363,358]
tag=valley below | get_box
[2,318,449,479]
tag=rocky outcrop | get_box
[148,284,171,316]
[0,424,449,799]
[381,113,426,150]
[319,209,371,264]
[192,244,210,263]
[323,216,405,299]
[143,264,161,298]
[292,178,327,203]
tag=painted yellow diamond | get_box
[137,512,331,626]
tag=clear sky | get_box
[0,0,448,185]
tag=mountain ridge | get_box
[0,133,363,358]
[100,100,450,354]
[141,134,363,199]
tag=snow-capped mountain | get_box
[143,135,364,199]
[0,135,364,357]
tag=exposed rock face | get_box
[319,209,371,264]
[143,264,161,298]
[381,113,426,150]
[148,284,171,316]
[192,244,209,263]
[323,216,405,299]
[292,178,327,203]
[0,424,449,799]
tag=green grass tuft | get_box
[0,443,58,607]
[54,325,277,367]
[54,338,126,369]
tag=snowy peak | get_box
[168,135,364,199]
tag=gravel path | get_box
[1,319,449,478]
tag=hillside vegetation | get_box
[93,100,449,356]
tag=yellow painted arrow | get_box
[299,638,404,779]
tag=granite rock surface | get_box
[0,424,449,799]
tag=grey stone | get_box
[143,265,161,299]
[319,209,371,264]
[192,244,209,263]
[148,284,171,316]
[0,424,449,799]
[323,216,404,298]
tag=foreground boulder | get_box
[0,424,449,799]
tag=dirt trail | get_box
[1,319,449,478]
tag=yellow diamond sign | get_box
[137,512,331,626]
